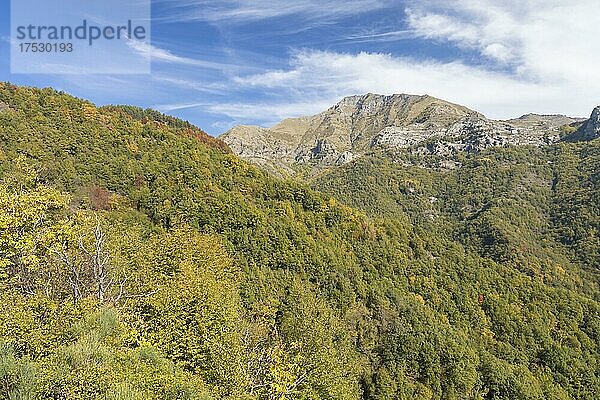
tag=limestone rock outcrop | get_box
[580,106,600,140]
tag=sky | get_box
[1,0,599,135]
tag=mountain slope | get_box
[1,83,599,400]
[221,94,585,175]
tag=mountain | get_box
[221,94,586,175]
[1,83,600,400]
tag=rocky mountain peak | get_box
[326,93,480,126]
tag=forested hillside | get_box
[1,83,599,399]
[313,144,600,282]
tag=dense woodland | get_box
[0,83,599,399]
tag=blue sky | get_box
[1,0,599,135]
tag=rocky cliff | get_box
[579,106,600,140]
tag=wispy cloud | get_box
[206,99,336,123]
[231,49,594,120]
[155,102,210,112]
[156,98,335,125]
[337,29,414,44]
[152,75,232,95]
[161,0,388,23]
[127,40,243,71]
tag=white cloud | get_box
[406,0,600,82]
[232,49,596,120]
[406,10,483,48]
[482,43,513,63]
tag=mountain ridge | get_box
[221,93,590,176]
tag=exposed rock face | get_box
[580,106,600,140]
[220,94,585,175]
[0,101,9,112]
